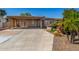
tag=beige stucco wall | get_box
[7,19,43,28]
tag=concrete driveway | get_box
[0,29,54,51]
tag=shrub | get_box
[51,28,56,32]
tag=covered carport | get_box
[7,16,45,29]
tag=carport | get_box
[7,16,45,29]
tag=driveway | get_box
[0,29,54,51]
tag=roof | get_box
[46,18,63,21]
[7,16,44,20]
[7,16,63,20]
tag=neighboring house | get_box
[5,16,62,29]
[45,18,62,27]
[0,16,7,28]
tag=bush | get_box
[50,28,56,32]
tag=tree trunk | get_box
[71,34,74,43]
[67,34,69,40]
[77,31,79,39]
[71,31,75,43]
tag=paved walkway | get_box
[0,29,54,51]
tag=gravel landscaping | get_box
[53,35,79,51]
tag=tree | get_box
[20,12,32,16]
[60,9,79,43]
[63,9,79,43]
[0,9,6,16]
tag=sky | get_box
[2,8,66,18]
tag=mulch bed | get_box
[53,35,79,51]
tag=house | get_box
[0,16,7,29]
[5,16,62,29]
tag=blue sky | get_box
[2,8,66,18]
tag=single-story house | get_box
[0,16,7,29]
[2,16,62,29]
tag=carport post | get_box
[40,20,42,28]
